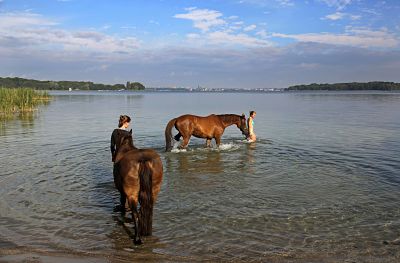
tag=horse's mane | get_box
[114,133,138,163]
[119,132,137,151]
[217,114,240,123]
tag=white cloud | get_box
[175,8,271,48]
[361,8,380,16]
[324,12,345,20]
[149,20,160,25]
[324,12,361,21]
[237,0,294,8]
[174,8,226,32]
[185,30,271,47]
[350,14,361,20]
[256,29,268,38]
[319,0,354,10]
[0,12,140,58]
[0,12,58,27]
[276,0,294,7]
[244,24,257,32]
[206,31,272,47]
[273,27,399,48]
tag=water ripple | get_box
[1,91,400,262]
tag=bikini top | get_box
[249,117,254,126]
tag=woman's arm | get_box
[110,130,116,161]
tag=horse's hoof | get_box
[134,239,143,245]
[113,205,126,213]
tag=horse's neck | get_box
[218,114,238,128]
[115,144,137,162]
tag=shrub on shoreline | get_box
[0,88,51,114]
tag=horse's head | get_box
[117,129,135,150]
[238,114,249,136]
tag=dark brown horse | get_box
[165,114,248,151]
[113,130,163,244]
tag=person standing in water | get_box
[110,115,132,161]
[247,111,257,142]
[110,115,132,212]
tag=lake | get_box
[1,91,400,262]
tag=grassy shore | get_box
[0,88,51,114]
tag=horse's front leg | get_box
[205,138,212,148]
[113,165,127,213]
[215,135,222,148]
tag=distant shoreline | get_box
[2,77,400,92]
[286,81,400,91]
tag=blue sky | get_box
[0,0,399,89]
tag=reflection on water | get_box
[165,150,224,175]
[244,142,256,174]
[1,91,400,262]
[0,98,50,136]
[1,112,39,136]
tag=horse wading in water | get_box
[165,114,248,151]
[113,130,163,245]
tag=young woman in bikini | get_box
[247,111,256,142]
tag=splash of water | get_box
[170,140,187,153]
[171,148,187,153]
[170,141,241,153]
[217,142,240,151]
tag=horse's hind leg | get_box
[179,135,191,149]
[127,195,142,245]
[174,132,182,141]
[119,193,126,214]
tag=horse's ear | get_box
[129,129,132,135]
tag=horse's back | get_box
[118,149,162,178]
[176,114,220,126]
[174,114,222,138]
[121,149,163,197]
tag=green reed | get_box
[0,88,51,114]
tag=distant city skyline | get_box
[0,0,399,89]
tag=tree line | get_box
[0,77,145,91]
[286,82,400,91]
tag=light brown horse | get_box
[165,114,248,151]
[113,130,163,245]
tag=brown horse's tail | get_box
[138,161,154,236]
[165,118,177,152]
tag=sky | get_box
[0,0,399,89]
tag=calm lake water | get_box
[1,91,400,262]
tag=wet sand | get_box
[0,246,193,263]
[2,243,400,263]
[1,248,107,263]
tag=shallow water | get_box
[1,91,400,262]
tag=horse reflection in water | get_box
[165,151,224,175]
[113,130,163,245]
[165,114,248,151]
